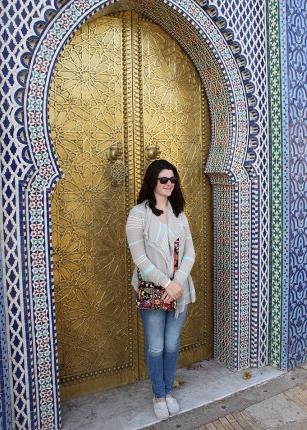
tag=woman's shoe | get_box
[153,397,169,420]
[165,394,180,415]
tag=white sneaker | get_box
[165,394,180,415]
[153,397,169,420]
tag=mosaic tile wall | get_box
[0,246,12,430]
[267,0,284,368]
[280,0,307,369]
[0,2,59,428]
[1,0,306,428]
[212,0,270,370]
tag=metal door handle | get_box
[105,143,126,185]
[145,144,161,160]
[106,142,123,161]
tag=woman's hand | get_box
[162,281,183,303]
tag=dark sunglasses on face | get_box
[156,176,178,185]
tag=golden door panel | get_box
[49,10,212,399]
[137,15,213,369]
[49,13,137,400]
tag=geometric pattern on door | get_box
[49,10,213,399]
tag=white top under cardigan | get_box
[126,200,196,316]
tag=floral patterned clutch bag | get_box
[136,279,176,311]
[136,238,179,311]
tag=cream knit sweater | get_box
[126,200,196,315]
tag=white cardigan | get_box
[126,200,196,315]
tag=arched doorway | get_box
[49,10,213,400]
[8,0,256,425]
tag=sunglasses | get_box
[156,176,178,185]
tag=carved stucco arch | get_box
[11,0,258,428]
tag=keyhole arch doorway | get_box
[49,9,213,399]
[20,0,255,424]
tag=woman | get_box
[126,159,195,420]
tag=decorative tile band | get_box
[267,0,283,368]
[279,0,290,371]
[211,0,271,368]
[282,0,307,369]
[212,184,233,368]
[0,246,12,430]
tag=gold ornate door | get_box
[49,11,212,400]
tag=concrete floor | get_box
[61,360,283,430]
[154,365,307,430]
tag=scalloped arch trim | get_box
[19,0,258,188]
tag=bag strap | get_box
[173,238,179,274]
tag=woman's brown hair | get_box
[137,159,185,217]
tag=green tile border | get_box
[267,0,283,368]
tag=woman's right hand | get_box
[162,281,183,303]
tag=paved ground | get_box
[62,361,283,430]
[145,366,307,430]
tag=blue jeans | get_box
[139,306,188,398]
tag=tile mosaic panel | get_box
[279,0,291,372]
[267,0,306,370]
[281,0,307,369]
[0,1,59,428]
[212,184,234,369]
[211,0,270,367]
[267,0,283,369]
[0,245,11,430]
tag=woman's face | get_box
[154,169,176,199]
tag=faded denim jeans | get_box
[139,306,188,398]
